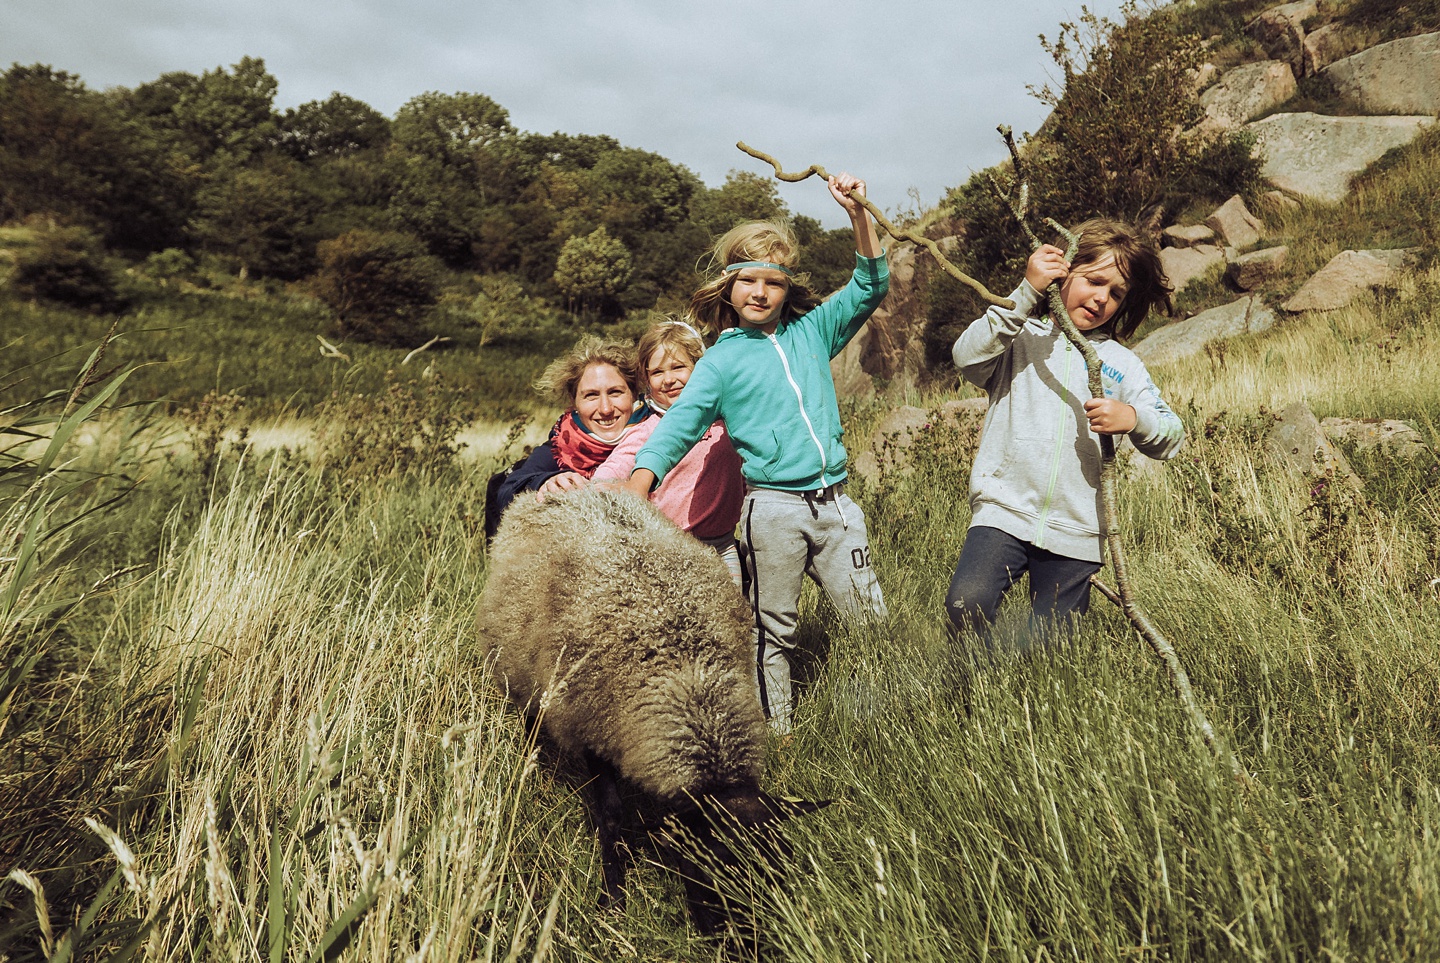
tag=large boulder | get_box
[1280,248,1417,312]
[1321,417,1430,460]
[1321,32,1440,115]
[1198,61,1297,133]
[1246,1,1321,73]
[1132,296,1277,367]
[1205,195,1266,249]
[1162,224,1217,248]
[852,399,987,480]
[1247,112,1436,203]
[1264,401,1362,489]
[1302,22,1372,75]
[1225,245,1289,290]
[1160,244,1226,294]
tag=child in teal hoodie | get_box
[624,173,888,733]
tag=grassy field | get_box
[5,66,1440,963]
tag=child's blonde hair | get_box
[636,316,707,374]
[533,334,640,407]
[1068,218,1172,342]
[690,220,821,334]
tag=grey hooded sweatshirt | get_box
[952,280,1185,563]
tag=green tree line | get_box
[0,56,856,337]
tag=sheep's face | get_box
[664,791,828,941]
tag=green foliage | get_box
[8,226,124,311]
[552,225,633,317]
[690,170,790,236]
[188,158,323,279]
[312,229,442,345]
[313,372,477,483]
[279,92,390,160]
[944,1,1263,322]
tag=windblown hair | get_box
[532,334,641,407]
[636,316,707,377]
[1067,217,1172,342]
[690,220,821,335]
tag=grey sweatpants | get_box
[739,485,887,733]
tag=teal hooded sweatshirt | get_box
[633,252,889,492]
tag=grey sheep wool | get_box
[477,485,765,803]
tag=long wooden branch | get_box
[987,125,1250,786]
[736,141,1014,309]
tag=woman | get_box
[487,335,648,533]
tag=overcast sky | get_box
[5,0,1132,228]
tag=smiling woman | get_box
[486,335,648,532]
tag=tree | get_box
[691,170,789,236]
[188,158,322,279]
[391,91,515,171]
[280,93,390,159]
[9,225,123,311]
[0,64,181,251]
[553,226,633,318]
[313,229,442,345]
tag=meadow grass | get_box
[6,92,1440,963]
[5,255,1438,961]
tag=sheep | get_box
[476,486,824,939]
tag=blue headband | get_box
[722,260,794,276]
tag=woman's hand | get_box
[537,471,585,499]
[1083,398,1137,435]
[1026,244,1070,293]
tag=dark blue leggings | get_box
[945,526,1101,651]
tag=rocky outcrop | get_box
[1321,417,1430,460]
[1205,195,1266,249]
[1246,1,1320,73]
[852,398,987,479]
[1162,224,1217,248]
[1321,32,1440,115]
[1247,112,1436,203]
[1264,401,1363,489]
[1302,22,1373,75]
[1160,244,1226,294]
[1225,246,1288,290]
[1197,61,1297,134]
[1280,248,1417,312]
[1133,296,1277,367]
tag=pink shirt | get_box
[592,412,744,539]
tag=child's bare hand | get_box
[1026,244,1070,292]
[1084,398,1137,435]
[828,172,866,217]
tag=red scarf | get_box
[549,407,648,477]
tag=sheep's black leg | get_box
[582,749,627,910]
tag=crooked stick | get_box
[737,142,1014,309]
[988,124,1248,785]
[741,136,1249,785]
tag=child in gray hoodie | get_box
[947,218,1183,649]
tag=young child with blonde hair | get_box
[623,173,889,733]
[947,217,1184,648]
[591,318,745,582]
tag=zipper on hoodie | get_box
[767,333,827,479]
[1034,335,1073,548]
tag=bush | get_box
[8,225,124,311]
[312,229,442,346]
[946,1,1263,295]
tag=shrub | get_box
[553,225,632,319]
[943,1,1263,311]
[8,225,124,311]
[312,229,442,346]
